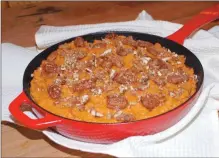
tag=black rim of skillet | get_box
[23,31,204,125]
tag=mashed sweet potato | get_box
[30,33,197,123]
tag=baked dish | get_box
[30,33,197,123]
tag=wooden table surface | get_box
[2,1,219,157]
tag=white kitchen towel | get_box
[35,10,219,55]
[2,10,219,157]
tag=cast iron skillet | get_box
[9,5,219,144]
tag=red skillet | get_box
[9,4,219,144]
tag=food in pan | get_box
[30,33,197,123]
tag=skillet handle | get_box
[167,4,219,44]
[9,92,62,130]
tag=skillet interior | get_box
[23,31,204,123]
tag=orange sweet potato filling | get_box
[30,34,197,123]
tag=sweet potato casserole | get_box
[30,33,197,123]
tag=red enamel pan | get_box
[9,4,219,144]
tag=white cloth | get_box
[2,10,219,157]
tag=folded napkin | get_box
[2,11,219,157]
